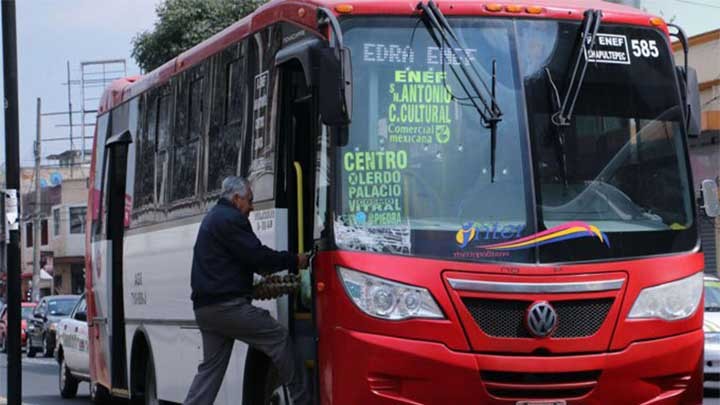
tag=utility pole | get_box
[2,1,23,403]
[32,98,41,302]
[66,60,73,178]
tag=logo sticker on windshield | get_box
[585,34,631,65]
[456,221,610,251]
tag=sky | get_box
[0,0,162,169]
[641,0,720,35]
[0,0,716,169]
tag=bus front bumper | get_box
[326,327,703,405]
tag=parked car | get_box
[56,294,88,398]
[705,275,720,395]
[27,295,79,358]
[0,302,36,352]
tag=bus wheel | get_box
[144,356,159,405]
[90,382,112,404]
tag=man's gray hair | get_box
[221,176,251,200]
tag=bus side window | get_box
[207,42,245,193]
[125,97,140,227]
[171,67,204,202]
[156,89,172,207]
[91,114,109,241]
[245,33,276,202]
[133,93,157,217]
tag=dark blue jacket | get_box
[191,198,297,308]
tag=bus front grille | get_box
[462,298,613,338]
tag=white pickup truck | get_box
[55,293,89,398]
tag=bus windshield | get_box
[335,17,696,263]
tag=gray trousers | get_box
[183,298,309,405]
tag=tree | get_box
[132,0,265,72]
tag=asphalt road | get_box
[0,352,718,404]
[0,353,89,405]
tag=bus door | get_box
[277,61,317,307]
[276,59,319,376]
[94,130,131,396]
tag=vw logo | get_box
[525,301,558,337]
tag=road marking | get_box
[22,357,56,366]
[0,397,37,405]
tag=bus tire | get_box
[143,355,159,405]
[91,382,112,404]
[131,351,159,405]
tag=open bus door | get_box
[241,53,321,405]
[261,23,350,403]
[90,130,130,399]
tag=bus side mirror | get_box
[676,66,702,137]
[315,47,352,127]
[701,179,720,218]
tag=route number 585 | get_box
[631,39,659,58]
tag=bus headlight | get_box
[337,266,444,320]
[628,272,703,321]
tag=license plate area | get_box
[516,401,566,405]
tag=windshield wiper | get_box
[416,0,503,181]
[545,9,602,187]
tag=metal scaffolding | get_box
[79,59,127,164]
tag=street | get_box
[0,353,89,405]
[1,353,718,404]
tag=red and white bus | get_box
[86,0,719,404]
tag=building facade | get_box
[20,166,88,299]
[48,178,88,295]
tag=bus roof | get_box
[99,0,662,113]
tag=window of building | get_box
[53,208,60,236]
[71,263,85,294]
[25,222,32,247]
[41,219,48,245]
[69,207,87,234]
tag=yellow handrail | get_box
[294,161,312,308]
[293,161,304,253]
